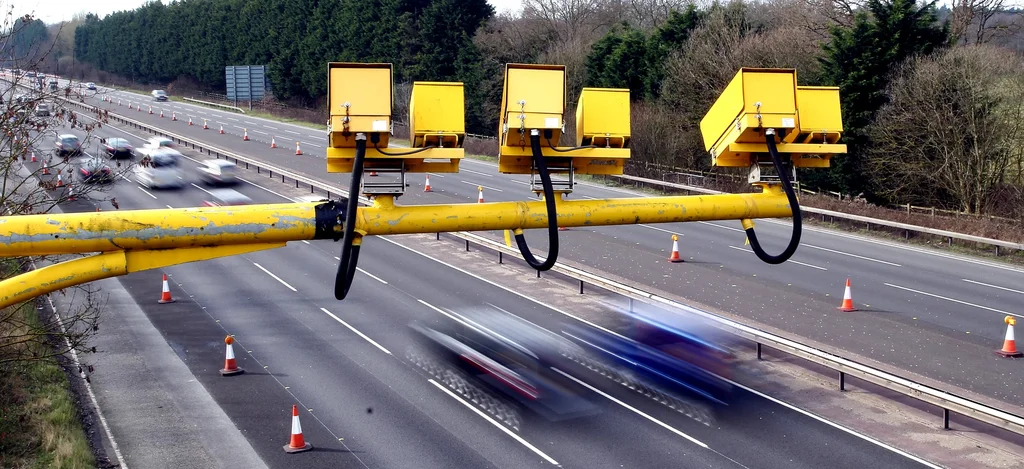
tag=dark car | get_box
[54,134,82,157]
[102,137,133,159]
[78,157,114,184]
[35,103,50,117]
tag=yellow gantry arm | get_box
[0,189,791,257]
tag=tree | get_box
[865,45,1024,214]
[811,0,949,196]
[1,17,127,373]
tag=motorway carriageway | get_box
[74,82,1024,407]
[14,115,934,468]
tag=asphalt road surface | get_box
[57,81,1024,407]
[11,113,934,468]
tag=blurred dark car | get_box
[54,134,82,157]
[102,137,134,159]
[78,157,114,184]
[561,308,736,408]
[410,309,600,423]
[35,103,50,116]
[151,89,168,101]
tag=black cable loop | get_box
[513,132,560,271]
[745,131,802,264]
[334,137,367,300]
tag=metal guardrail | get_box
[182,97,246,114]
[607,173,1024,254]
[43,89,1024,437]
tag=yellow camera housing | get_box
[700,68,845,168]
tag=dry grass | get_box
[0,304,95,469]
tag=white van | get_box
[137,149,184,189]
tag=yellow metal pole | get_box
[0,188,791,257]
[0,243,284,309]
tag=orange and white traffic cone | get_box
[203,119,209,130]
[30,151,36,163]
[243,129,250,141]
[56,173,64,187]
[668,234,684,263]
[838,278,857,312]
[295,142,302,155]
[148,105,153,114]
[128,102,132,110]
[160,109,165,118]
[137,103,141,112]
[270,137,277,148]
[117,99,122,106]
[188,117,194,126]
[66,184,75,201]
[424,174,432,192]
[477,186,484,203]
[996,316,1023,358]
[42,160,49,175]
[283,405,312,453]
[219,124,225,134]
[172,111,177,121]
[158,274,175,304]
[220,335,245,375]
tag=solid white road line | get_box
[884,283,1021,318]
[962,278,1024,295]
[698,221,744,232]
[460,168,493,178]
[427,379,559,465]
[804,244,901,267]
[727,246,828,271]
[285,129,300,134]
[356,267,388,284]
[319,308,391,355]
[300,141,320,147]
[137,186,157,199]
[252,262,297,292]
[722,377,943,469]
[461,181,503,192]
[552,368,708,448]
[639,224,681,236]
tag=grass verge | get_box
[0,261,95,469]
[0,307,95,468]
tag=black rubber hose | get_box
[513,132,559,271]
[745,131,801,265]
[334,137,367,300]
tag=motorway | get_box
[9,98,936,468]
[65,83,1024,407]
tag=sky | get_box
[9,0,526,25]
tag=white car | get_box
[196,160,238,186]
[136,149,184,189]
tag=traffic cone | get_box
[838,278,856,312]
[66,184,76,201]
[996,316,1023,358]
[172,111,177,121]
[137,103,141,112]
[117,99,121,106]
[424,174,432,192]
[243,129,249,141]
[270,137,277,148]
[188,117,194,126]
[668,234,684,263]
[30,151,36,163]
[42,160,49,175]
[477,186,484,203]
[203,119,209,130]
[158,274,175,304]
[148,105,153,114]
[283,405,312,453]
[295,142,302,155]
[56,173,64,187]
[220,335,245,375]
[219,125,225,134]
[160,109,165,118]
